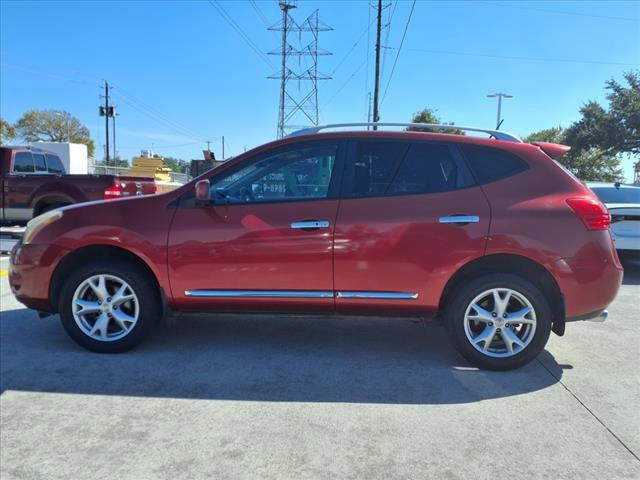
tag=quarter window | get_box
[458,144,528,184]
[210,142,338,204]
[13,152,34,173]
[46,154,65,174]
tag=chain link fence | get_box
[88,164,191,184]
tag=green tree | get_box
[0,118,17,145]
[162,156,190,173]
[408,108,465,135]
[564,71,639,156]
[522,126,565,144]
[15,109,95,156]
[523,126,623,181]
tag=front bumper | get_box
[9,241,69,312]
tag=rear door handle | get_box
[439,215,480,224]
[291,220,330,230]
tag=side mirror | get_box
[194,179,211,203]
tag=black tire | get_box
[444,274,552,371]
[58,259,160,353]
[38,203,70,216]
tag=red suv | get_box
[8,124,623,370]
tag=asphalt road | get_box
[1,257,639,479]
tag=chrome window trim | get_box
[335,291,419,300]
[185,290,334,298]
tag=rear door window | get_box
[458,144,528,184]
[32,153,47,172]
[13,152,35,173]
[344,140,409,197]
[45,154,65,174]
[343,140,474,198]
[387,142,474,194]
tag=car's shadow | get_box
[0,308,567,404]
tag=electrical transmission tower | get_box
[268,1,332,138]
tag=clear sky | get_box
[1,0,639,179]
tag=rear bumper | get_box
[549,234,623,319]
[9,241,69,312]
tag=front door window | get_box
[210,143,338,204]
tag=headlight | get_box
[23,210,64,245]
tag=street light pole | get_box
[487,93,513,130]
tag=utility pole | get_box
[104,81,110,164]
[222,136,225,159]
[367,92,372,130]
[487,92,513,130]
[99,81,113,164]
[112,108,117,162]
[372,0,383,129]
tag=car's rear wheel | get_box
[444,274,552,370]
[58,259,159,353]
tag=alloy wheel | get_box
[72,274,140,342]
[463,288,537,358]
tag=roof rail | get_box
[288,122,522,143]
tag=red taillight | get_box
[566,197,611,230]
[152,182,158,194]
[104,184,123,200]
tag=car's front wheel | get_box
[445,274,552,370]
[58,259,159,353]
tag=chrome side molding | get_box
[184,290,419,300]
[439,216,480,224]
[185,290,334,298]
[336,291,418,300]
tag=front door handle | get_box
[439,215,480,224]
[291,220,330,230]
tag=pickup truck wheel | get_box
[444,274,552,371]
[38,203,70,216]
[58,259,160,353]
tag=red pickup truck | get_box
[1,146,157,224]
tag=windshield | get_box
[590,186,640,204]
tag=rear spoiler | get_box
[531,142,571,159]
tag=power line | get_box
[110,83,209,140]
[393,46,640,67]
[207,0,274,68]
[249,0,272,27]
[380,0,398,84]
[324,59,368,107]
[249,0,279,41]
[331,18,375,75]
[381,0,416,106]
[480,1,640,22]
[111,89,206,142]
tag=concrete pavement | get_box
[1,260,639,479]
